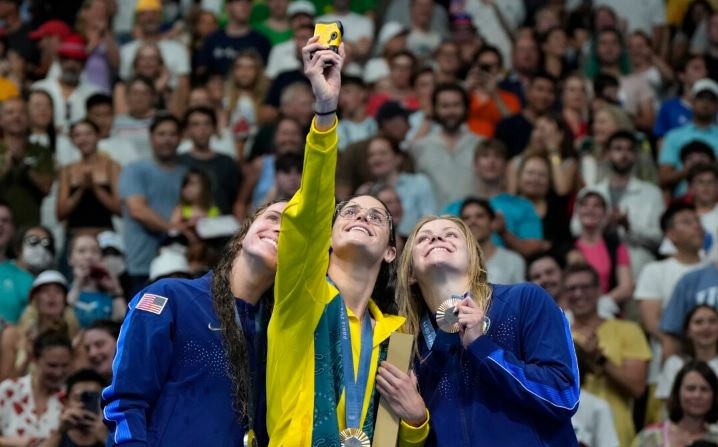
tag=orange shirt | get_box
[467,89,521,138]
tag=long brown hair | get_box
[211,201,283,418]
[396,215,492,338]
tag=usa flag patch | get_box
[136,293,168,315]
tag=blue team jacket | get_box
[416,283,580,446]
[103,273,267,446]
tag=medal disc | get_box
[339,428,370,447]
[435,298,462,333]
[244,430,258,447]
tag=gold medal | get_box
[435,298,462,333]
[244,429,258,447]
[339,428,371,447]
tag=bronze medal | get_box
[435,298,462,333]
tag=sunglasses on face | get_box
[24,235,52,248]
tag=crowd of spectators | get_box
[0,0,717,446]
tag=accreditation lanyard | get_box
[234,301,265,435]
[339,303,374,431]
[420,314,437,350]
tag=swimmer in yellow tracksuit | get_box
[266,37,429,447]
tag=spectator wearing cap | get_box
[196,0,271,77]
[337,75,377,151]
[660,79,718,196]
[32,34,102,134]
[254,0,292,45]
[361,21,409,88]
[654,54,708,145]
[568,188,634,319]
[0,270,79,382]
[384,0,449,40]
[0,96,55,228]
[119,115,187,295]
[466,45,522,138]
[0,201,32,325]
[97,230,131,303]
[336,100,412,200]
[119,0,190,110]
[148,248,192,283]
[264,3,314,80]
[29,19,72,81]
[571,130,665,279]
[317,0,374,63]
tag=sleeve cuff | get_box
[399,408,430,446]
[467,334,502,361]
[308,117,338,152]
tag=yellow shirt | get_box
[575,320,652,447]
[267,119,428,446]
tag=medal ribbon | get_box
[339,303,374,431]
[233,301,265,439]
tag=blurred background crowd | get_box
[1,0,718,446]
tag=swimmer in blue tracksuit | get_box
[103,201,287,446]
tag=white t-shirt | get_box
[265,40,300,79]
[572,390,620,447]
[635,257,708,383]
[656,355,718,399]
[337,117,377,151]
[487,246,526,285]
[31,79,101,134]
[407,29,441,61]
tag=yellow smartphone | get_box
[314,21,343,53]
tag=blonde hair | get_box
[14,302,80,373]
[396,215,492,338]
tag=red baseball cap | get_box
[58,34,88,61]
[29,19,72,41]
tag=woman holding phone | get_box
[266,37,428,446]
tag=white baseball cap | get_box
[97,231,124,254]
[149,250,191,281]
[30,270,68,297]
[287,0,316,18]
[376,22,409,52]
[692,78,718,99]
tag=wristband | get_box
[315,109,337,116]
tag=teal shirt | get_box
[0,260,33,324]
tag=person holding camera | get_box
[39,369,107,447]
[466,45,521,138]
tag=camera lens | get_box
[330,32,337,40]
